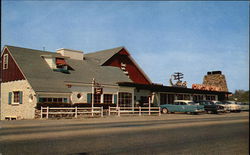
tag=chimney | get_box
[203,71,228,92]
[57,48,84,60]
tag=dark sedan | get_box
[195,100,224,114]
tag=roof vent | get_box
[57,48,84,60]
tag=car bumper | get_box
[217,109,226,112]
[195,109,205,113]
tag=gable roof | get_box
[5,45,132,93]
[86,46,152,84]
[85,46,124,65]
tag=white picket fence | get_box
[108,106,161,116]
[40,106,103,119]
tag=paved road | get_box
[0,112,249,155]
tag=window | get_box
[104,94,112,103]
[160,94,167,105]
[13,91,20,103]
[77,93,82,99]
[94,94,101,103]
[206,95,215,101]
[193,95,204,102]
[3,54,8,69]
[10,91,23,104]
[140,96,148,104]
[211,96,215,100]
[176,94,184,100]
[87,93,102,104]
[38,97,67,103]
[118,92,132,107]
[184,94,190,100]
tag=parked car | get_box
[223,101,241,112]
[236,102,249,111]
[211,101,229,112]
[160,100,205,114]
[195,100,224,114]
[212,101,241,112]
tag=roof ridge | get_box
[85,46,124,55]
[5,45,54,53]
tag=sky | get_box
[1,1,249,92]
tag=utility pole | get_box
[91,78,95,117]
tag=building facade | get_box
[0,45,230,120]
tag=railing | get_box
[40,106,103,119]
[108,106,161,116]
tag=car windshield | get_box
[225,102,233,104]
[215,101,223,104]
[208,101,215,105]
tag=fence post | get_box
[118,107,120,117]
[159,107,161,116]
[46,106,49,119]
[139,106,141,116]
[148,97,151,116]
[75,107,78,118]
[108,106,110,116]
[40,106,43,119]
[101,107,103,117]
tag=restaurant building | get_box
[0,45,230,119]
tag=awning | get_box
[56,58,67,66]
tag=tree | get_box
[229,89,249,102]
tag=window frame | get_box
[13,91,20,104]
[118,92,132,107]
[38,97,68,103]
[103,94,113,104]
[3,54,8,70]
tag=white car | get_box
[212,101,241,112]
[211,101,228,112]
[236,102,249,111]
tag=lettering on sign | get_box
[192,84,223,91]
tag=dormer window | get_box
[42,55,71,74]
[56,58,68,70]
[54,58,70,74]
[56,58,67,66]
[3,54,8,69]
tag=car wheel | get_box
[162,108,169,114]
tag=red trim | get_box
[0,48,25,82]
[103,48,150,84]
